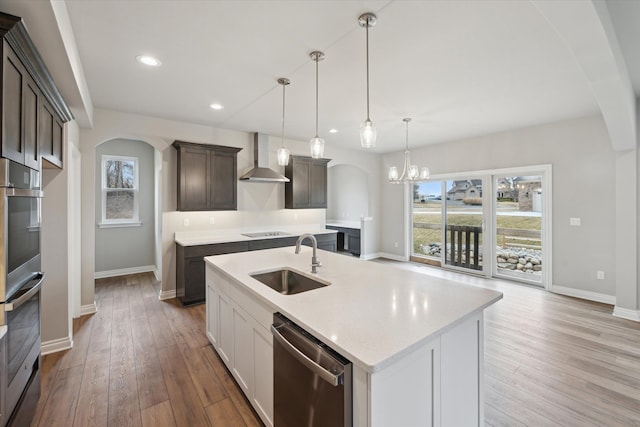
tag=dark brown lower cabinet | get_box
[326,225,360,257]
[176,241,249,305]
[175,233,337,305]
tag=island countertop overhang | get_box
[205,247,502,372]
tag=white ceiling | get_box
[2,1,639,153]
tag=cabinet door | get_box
[23,77,39,170]
[210,150,237,210]
[178,146,209,211]
[218,293,233,368]
[2,46,24,164]
[290,157,310,208]
[39,98,54,162]
[252,325,274,426]
[52,116,63,167]
[206,283,219,346]
[183,257,205,305]
[309,160,327,208]
[232,305,252,395]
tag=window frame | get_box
[100,154,140,227]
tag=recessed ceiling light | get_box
[329,128,338,134]
[136,55,161,67]
[210,103,224,110]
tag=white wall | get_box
[327,164,370,221]
[94,138,155,273]
[381,115,617,298]
[80,108,382,305]
[40,119,79,351]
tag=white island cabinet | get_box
[205,248,502,427]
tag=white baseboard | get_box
[94,265,155,279]
[80,301,97,316]
[159,289,176,301]
[613,306,640,322]
[152,268,160,282]
[360,252,381,261]
[41,336,74,355]
[550,285,616,305]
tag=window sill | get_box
[98,221,142,229]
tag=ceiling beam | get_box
[532,0,636,151]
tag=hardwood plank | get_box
[141,400,177,427]
[37,364,84,427]
[205,398,247,427]
[73,360,109,427]
[108,307,142,427]
[32,350,65,427]
[157,344,212,427]
[134,349,170,411]
[177,340,227,407]
[202,346,262,427]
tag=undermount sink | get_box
[250,268,329,295]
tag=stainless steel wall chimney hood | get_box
[240,133,290,182]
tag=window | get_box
[101,155,139,226]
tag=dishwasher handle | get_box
[271,323,343,386]
[5,273,45,311]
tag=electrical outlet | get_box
[209,217,215,225]
[597,271,605,280]
[183,218,190,226]
[570,217,581,226]
[394,242,399,248]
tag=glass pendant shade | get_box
[277,147,290,166]
[310,137,325,159]
[360,119,377,149]
[388,166,399,181]
[420,167,430,180]
[408,165,419,180]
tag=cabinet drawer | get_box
[248,237,298,251]
[183,241,249,258]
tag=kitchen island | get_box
[205,246,502,427]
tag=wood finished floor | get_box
[33,265,640,426]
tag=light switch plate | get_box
[570,217,581,226]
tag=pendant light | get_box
[309,51,325,159]
[388,118,430,183]
[359,13,377,149]
[276,77,291,166]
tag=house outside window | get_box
[101,155,140,226]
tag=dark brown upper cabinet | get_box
[173,140,242,211]
[284,155,330,209]
[0,13,73,170]
[39,96,64,169]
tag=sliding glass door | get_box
[444,178,484,273]
[411,181,444,265]
[411,178,486,274]
[494,175,543,285]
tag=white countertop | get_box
[0,325,6,340]
[326,220,362,229]
[205,247,502,372]
[175,226,337,246]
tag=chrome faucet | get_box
[295,233,321,273]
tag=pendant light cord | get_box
[315,56,319,138]
[281,83,286,148]
[365,18,370,121]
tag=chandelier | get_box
[388,118,429,183]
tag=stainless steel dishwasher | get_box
[271,313,352,427]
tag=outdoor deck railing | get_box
[413,222,542,268]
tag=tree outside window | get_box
[102,155,139,224]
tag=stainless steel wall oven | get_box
[0,158,44,427]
